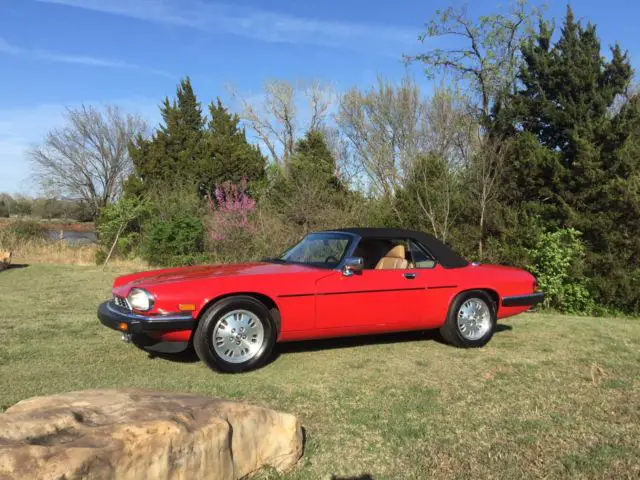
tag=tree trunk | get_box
[478,205,485,260]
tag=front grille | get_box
[113,295,131,310]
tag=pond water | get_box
[45,230,97,244]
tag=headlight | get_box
[127,288,154,311]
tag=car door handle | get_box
[403,273,417,280]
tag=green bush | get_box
[141,215,206,266]
[527,228,594,314]
[0,219,46,251]
[6,219,46,241]
[96,197,148,263]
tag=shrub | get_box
[96,197,148,264]
[201,179,258,263]
[5,219,46,242]
[0,201,9,218]
[141,215,206,266]
[136,184,207,266]
[527,228,594,314]
[207,179,256,241]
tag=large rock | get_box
[0,251,10,270]
[0,389,303,480]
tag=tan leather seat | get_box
[375,245,408,270]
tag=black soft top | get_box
[323,227,469,269]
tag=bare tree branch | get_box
[29,105,147,218]
[232,80,334,165]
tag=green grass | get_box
[1,264,639,479]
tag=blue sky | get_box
[1,0,639,193]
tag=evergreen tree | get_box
[199,99,265,192]
[503,6,640,312]
[126,79,265,197]
[269,130,344,228]
[288,130,338,187]
[126,77,206,196]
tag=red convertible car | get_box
[98,228,544,373]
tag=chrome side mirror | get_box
[342,256,363,276]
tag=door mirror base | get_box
[342,257,364,276]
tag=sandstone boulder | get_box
[0,389,303,480]
[0,251,10,270]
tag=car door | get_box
[315,256,427,331]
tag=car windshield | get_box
[274,233,352,269]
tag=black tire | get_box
[439,290,497,348]
[193,295,276,373]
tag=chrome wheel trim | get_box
[212,309,265,364]
[457,298,492,341]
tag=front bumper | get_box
[502,292,545,307]
[97,301,196,334]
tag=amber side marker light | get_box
[118,322,128,332]
[178,304,196,312]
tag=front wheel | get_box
[193,296,276,373]
[440,290,497,348]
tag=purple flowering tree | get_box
[207,179,257,242]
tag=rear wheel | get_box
[440,290,496,348]
[193,296,276,373]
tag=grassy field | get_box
[1,264,639,479]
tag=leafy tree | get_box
[0,194,14,217]
[12,195,32,216]
[199,99,265,190]
[337,77,433,198]
[409,1,541,258]
[288,130,338,186]
[503,6,639,312]
[142,215,205,266]
[127,80,265,197]
[140,185,207,266]
[410,0,541,123]
[395,153,462,242]
[527,229,594,314]
[269,130,345,229]
[95,196,149,264]
[127,77,205,196]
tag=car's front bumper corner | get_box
[97,301,196,334]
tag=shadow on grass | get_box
[132,336,199,364]
[331,475,374,480]
[131,324,513,367]
[274,323,512,357]
[3,263,30,270]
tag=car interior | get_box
[352,238,437,270]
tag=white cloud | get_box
[0,37,21,55]
[34,0,418,55]
[0,36,173,77]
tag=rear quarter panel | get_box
[418,263,534,327]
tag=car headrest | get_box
[384,245,405,259]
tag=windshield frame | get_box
[273,232,356,270]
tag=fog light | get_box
[121,333,133,343]
[118,322,128,331]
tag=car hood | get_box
[117,262,320,288]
